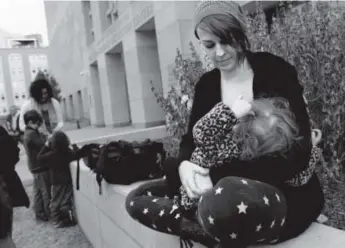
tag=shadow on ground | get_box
[12,184,93,248]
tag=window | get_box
[22,94,26,99]
[1,95,5,101]
[15,94,19,99]
[106,1,119,24]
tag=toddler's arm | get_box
[193,102,238,146]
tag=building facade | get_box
[44,1,277,127]
[0,31,49,116]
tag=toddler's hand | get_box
[231,95,252,119]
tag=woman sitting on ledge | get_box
[125,1,324,247]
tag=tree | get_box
[34,70,62,102]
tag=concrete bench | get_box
[70,160,345,248]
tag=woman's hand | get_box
[179,160,210,199]
[194,173,213,194]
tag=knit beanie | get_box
[194,0,247,38]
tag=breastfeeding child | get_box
[179,96,322,212]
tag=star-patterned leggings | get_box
[126,176,287,247]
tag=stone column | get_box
[3,54,14,107]
[122,30,165,128]
[154,1,200,94]
[97,52,131,127]
[22,53,32,92]
[88,65,105,127]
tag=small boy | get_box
[22,110,51,221]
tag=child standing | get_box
[22,110,51,221]
[37,131,79,228]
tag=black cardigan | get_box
[171,51,324,241]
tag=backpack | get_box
[74,143,102,190]
[95,139,166,194]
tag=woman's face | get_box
[197,27,239,72]
[41,88,49,103]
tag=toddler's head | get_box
[233,97,302,160]
[50,131,70,152]
[24,110,42,130]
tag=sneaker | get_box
[58,210,77,227]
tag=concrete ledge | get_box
[74,125,168,146]
[71,160,345,248]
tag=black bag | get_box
[95,139,166,194]
[74,143,102,190]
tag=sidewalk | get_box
[12,184,93,248]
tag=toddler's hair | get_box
[50,131,70,152]
[233,97,302,160]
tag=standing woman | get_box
[19,78,63,136]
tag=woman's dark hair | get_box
[50,131,70,152]
[29,79,53,103]
[196,14,250,63]
[23,110,43,126]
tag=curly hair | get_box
[233,97,303,160]
[29,79,53,103]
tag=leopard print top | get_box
[190,102,240,168]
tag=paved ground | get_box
[12,185,93,248]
